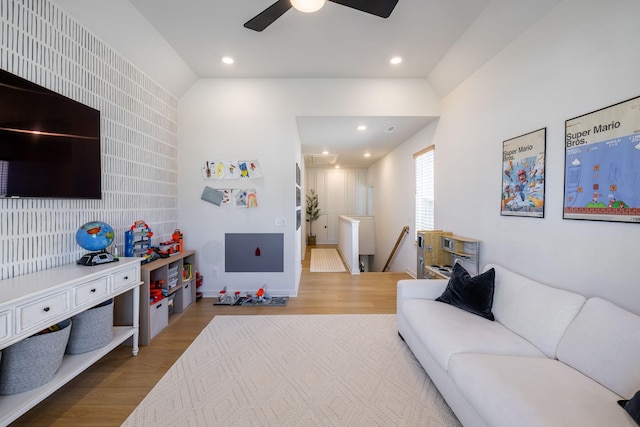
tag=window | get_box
[414,146,435,236]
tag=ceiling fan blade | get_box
[328,0,399,18]
[244,0,292,32]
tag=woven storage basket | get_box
[0,319,72,395]
[66,298,114,355]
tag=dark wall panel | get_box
[225,233,284,272]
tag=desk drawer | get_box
[17,291,70,333]
[113,267,139,291]
[0,310,11,346]
[74,277,109,307]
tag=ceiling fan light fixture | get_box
[290,0,325,13]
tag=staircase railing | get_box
[382,226,409,272]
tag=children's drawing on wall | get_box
[220,189,231,205]
[201,161,226,180]
[238,162,249,178]
[225,161,237,179]
[201,160,262,181]
[202,161,213,179]
[249,160,262,179]
[238,160,263,180]
[232,189,258,208]
[247,190,258,208]
[501,128,546,218]
[214,161,224,179]
[200,159,261,209]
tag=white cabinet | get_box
[0,257,142,426]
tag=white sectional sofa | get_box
[397,263,640,427]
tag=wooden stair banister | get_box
[382,226,409,272]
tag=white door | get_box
[315,213,329,243]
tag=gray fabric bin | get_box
[0,319,72,395]
[66,298,114,355]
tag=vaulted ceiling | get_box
[55,0,562,168]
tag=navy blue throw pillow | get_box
[435,263,495,321]
[618,389,640,426]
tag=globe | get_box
[76,221,115,252]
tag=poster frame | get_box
[501,127,547,218]
[563,95,640,223]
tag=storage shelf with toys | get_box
[131,250,197,345]
[115,223,196,345]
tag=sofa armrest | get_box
[397,279,448,308]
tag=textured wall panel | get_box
[0,0,179,280]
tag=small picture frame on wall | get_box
[296,187,301,207]
[296,209,301,230]
[296,163,301,186]
[563,95,640,223]
[501,128,546,218]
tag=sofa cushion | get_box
[619,390,640,426]
[400,298,545,371]
[435,263,495,320]
[557,297,640,399]
[485,263,586,358]
[449,353,638,427]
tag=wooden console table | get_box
[0,257,142,425]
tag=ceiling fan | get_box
[244,0,399,32]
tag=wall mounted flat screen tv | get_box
[0,68,101,199]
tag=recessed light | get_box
[357,125,367,131]
[364,153,371,157]
[390,56,403,65]
[322,150,329,155]
[335,165,340,169]
[221,56,234,65]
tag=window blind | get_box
[414,146,435,235]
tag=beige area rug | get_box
[123,314,461,427]
[310,248,346,272]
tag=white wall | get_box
[368,123,438,273]
[178,79,440,297]
[374,0,640,314]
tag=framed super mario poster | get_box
[563,96,640,223]
[501,128,546,218]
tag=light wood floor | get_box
[11,246,411,426]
